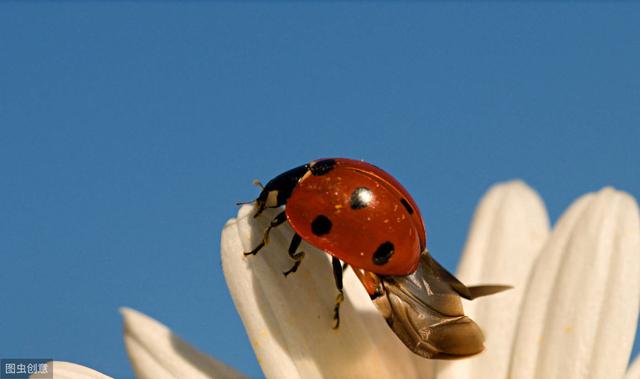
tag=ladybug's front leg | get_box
[244,211,287,256]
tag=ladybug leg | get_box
[331,257,347,329]
[283,233,305,276]
[244,211,287,256]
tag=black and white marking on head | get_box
[310,159,337,176]
[400,198,414,214]
[372,241,395,265]
[349,187,374,209]
[311,215,333,236]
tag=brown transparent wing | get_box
[372,252,511,359]
[421,252,512,300]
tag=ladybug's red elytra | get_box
[245,158,510,359]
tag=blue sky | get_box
[1,2,639,378]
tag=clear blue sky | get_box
[1,3,639,378]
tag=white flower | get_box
[55,181,640,379]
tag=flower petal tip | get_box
[121,307,247,379]
[510,186,639,379]
[487,179,547,210]
[30,361,112,379]
[438,181,550,379]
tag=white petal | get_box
[29,361,112,379]
[121,307,246,379]
[221,205,434,379]
[627,355,640,379]
[510,188,640,379]
[436,181,550,379]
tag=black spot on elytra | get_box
[310,159,337,176]
[349,187,373,209]
[372,241,395,265]
[400,198,414,214]
[311,215,332,236]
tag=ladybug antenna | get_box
[252,179,264,189]
[236,179,264,206]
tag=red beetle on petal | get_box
[245,158,509,359]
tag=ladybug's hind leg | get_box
[244,211,287,256]
[283,233,305,276]
[332,257,348,329]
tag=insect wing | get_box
[373,253,491,359]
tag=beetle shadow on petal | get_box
[232,205,434,379]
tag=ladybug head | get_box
[253,187,280,218]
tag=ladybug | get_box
[245,158,509,359]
